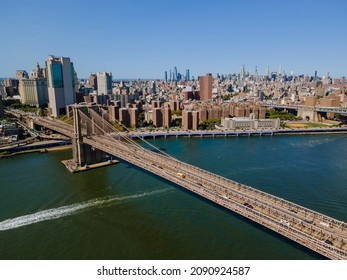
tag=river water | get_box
[0,134,346,259]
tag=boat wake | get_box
[0,188,170,231]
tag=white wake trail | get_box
[0,188,169,231]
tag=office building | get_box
[4,78,18,88]
[89,74,97,90]
[19,63,48,107]
[240,64,245,82]
[0,96,4,117]
[199,73,213,101]
[97,72,112,95]
[4,79,19,97]
[164,71,168,82]
[16,70,28,80]
[186,69,190,81]
[74,71,79,94]
[314,70,318,81]
[46,55,75,116]
[151,81,156,94]
[177,73,182,81]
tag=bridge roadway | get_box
[31,117,347,259]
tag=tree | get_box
[267,109,299,121]
[198,118,221,130]
[138,111,145,127]
[37,108,46,116]
[112,121,125,132]
[171,118,182,127]
[171,109,182,116]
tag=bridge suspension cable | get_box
[85,107,180,161]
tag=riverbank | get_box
[0,145,72,159]
[0,140,72,159]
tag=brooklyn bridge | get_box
[17,103,347,260]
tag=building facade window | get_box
[51,63,63,88]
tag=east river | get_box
[0,134,346,259]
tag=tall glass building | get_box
[45,55,75,116]
[186,69,190,81]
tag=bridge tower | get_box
[62,103,115,172]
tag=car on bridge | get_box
[280,219,291,227]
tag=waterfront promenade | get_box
[128,127,347,139]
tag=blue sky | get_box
[1,0,346,79]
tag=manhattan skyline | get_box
[1,0,346,78]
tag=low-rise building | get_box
[220,117,280,130]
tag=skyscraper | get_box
[186,69,190,81]
[254,66,259,81]
[151,81,156,94]
[174,66,178,81]
[164,71,168,82]
[96,72,112,95]
[46,55,75,116]
[240,64,245,82]
[199,73,213,101]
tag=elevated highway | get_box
[263,104,347,115]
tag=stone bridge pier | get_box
[297,108,321,122]
[63,103,117,172]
